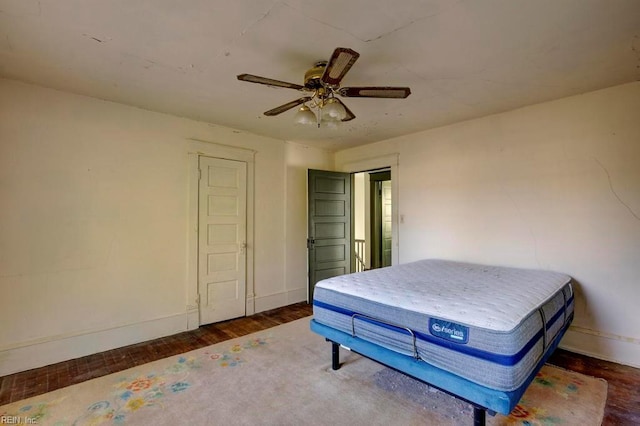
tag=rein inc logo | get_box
[429,318,469,344]
[1,416,37,424]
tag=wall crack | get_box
[281,0,462,44]
[240,2,280,37]
[593,157,640,222]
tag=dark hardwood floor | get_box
[1,302,638,425]
[548,346,640,425]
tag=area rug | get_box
[0,318,607,425]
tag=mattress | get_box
[312,259,574,392]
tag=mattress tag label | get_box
[429,319,469,344]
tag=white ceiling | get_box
[1,0,639,151]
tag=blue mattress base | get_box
[310,316,572,416]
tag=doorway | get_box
[308,164,395,299]
[307,169,351,300]
[198,156,248,325]
[186,140,256,331]
[369,170,392,269]
[353,169,392,272]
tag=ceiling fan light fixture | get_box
[293,105,316,125]
[238,47,411,129]
[322,98,347,120]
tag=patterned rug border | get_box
[0,318,608,426]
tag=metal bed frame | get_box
[310,309,573,426]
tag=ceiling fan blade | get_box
[335,98,356,121]
[237,74,305,90]
[339,87,411,98]
[321,47,360,87]
[264,97,312,116]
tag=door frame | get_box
[187,139,256,330]
[337,154,400,267]
[369,171,392,269]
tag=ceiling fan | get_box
[237,47,411,128]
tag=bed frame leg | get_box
[473,406,486,426]
[331,341,340,370]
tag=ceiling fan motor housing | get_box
[304,61,328,89]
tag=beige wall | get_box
[2,77,638,373]
[335,82,640,367]
[0,79,322,374]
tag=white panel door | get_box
[199,157,247,324]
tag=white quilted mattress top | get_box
[315,259,572,332]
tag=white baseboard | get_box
[286,287,307,305]
[254,288,307,314]
[559,325,640,368]
[186,307,200,331]
[1,291,307,376]
[254,292,287,313]
[6,310,633,378]
[0,313,188,376]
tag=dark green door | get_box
[308,169,351,300]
